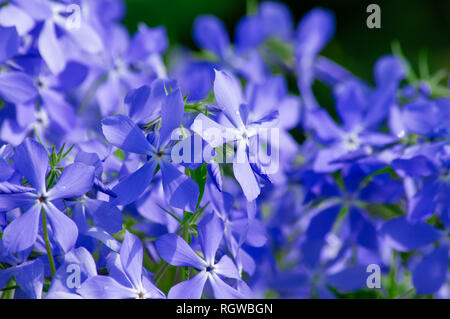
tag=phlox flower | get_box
[156,213,244,299]
[0,138,94,253]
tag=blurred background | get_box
[122,0,450,84]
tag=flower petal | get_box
[193,15,229,58]
[13,138,48,194]
[213,69,245,129]
[65,23,103,54]
[46,247,98,298]
[209,272,245,299]
[325,265,367,293]
[198,213,224,265]
[0,192,36,211]
[214,255,240,279]
[160,161,199,211]
[0,158,14,181]
[83,226,121,252]
[141,269,166,299]
[77,275,135,299]
[0,4,35,36]
[333,80,365,130]
[191,113,239,148]
[413,245,449,295]
[0,71,38,106]
[111,160,157,206]
[392,156,437,178]
[120,231,143,291]
[44,203,78,253]
[0,26,19,64]
[38,20,66,74]
[168,272,208,299]
[47,163,95,200]
[306,204,341,240]
[84,198,122,234]
[155,233,206,269]
[374,55,406,87]
[408,183,439,222]
[296,8,335,59]
[349,207,378,251]
[102,114,154,155]
[41,89,77,132]
[3,204,41,253]
[232,141,260,201]
[14,258,44,299]
[159,88,184,146]
[380,217,441,252]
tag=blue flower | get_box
[380,217,448,294]
[0,240,45,299]
[102,87,200,210]
[78,231,165,299]
[392,144,450,222]
[156,213,244,299]
[305,56,406,172]
[191,69,279,201]
[0,138,94,253]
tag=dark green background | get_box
[122,0,450,84]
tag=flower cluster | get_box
[0,1,449,299]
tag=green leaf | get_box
[213,143,235,163]
[114,149,125,161]
[190,202,209,225]
[158,204,181,224]
[331,171,345,191]
[181,212,194,226]
[327,285,383,299]
[332,204,349,233]
[359,165,399,189]
[50,145,57,167]
[61,144,75,161]
[1,278,16,299]
[246,0,258,15]
[365,203,405,219]
[34,128,47,155]
[391,40,418,83]
[387,250,398,298]
[48,143,75,174]
[186,163,207,210]
[184,267,190,280]
[264,37,294,63]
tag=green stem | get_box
[154,262,170,285]
[1,278,16,299]
[388,250,398,298]
[78,74,107,115]
[182,225,191,245]
[42,208,56,277]
[395,287,415,299]
[179,227,191,283]
[155,226,193,286]
[180,267,186,282]
[1,285,19,292]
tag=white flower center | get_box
[342,132,361,151]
